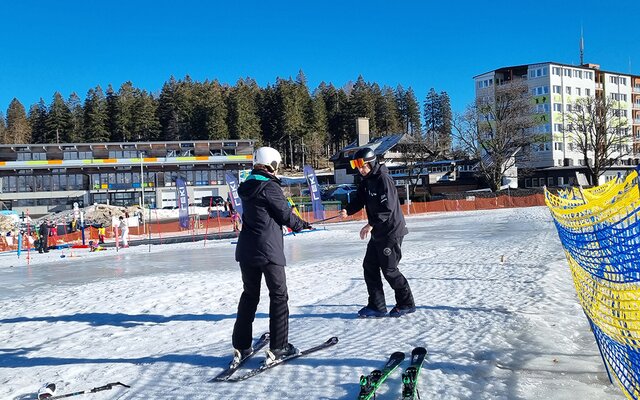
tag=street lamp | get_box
[139,151,145,209]
[139,150,145,235]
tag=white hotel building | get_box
[474,62,640,186]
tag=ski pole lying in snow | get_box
[37,382,130,399]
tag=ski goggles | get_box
[350,158,368,169]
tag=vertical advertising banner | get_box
[225,172,243,217]
[303,165,325,220]
[175,177,190,229]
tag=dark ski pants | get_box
[363,237,414,312]
[232,262,289,351]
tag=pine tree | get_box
[228,78,261,140]
[131,90,160,141]
[423,88,440,143]
[438,91,452,152]
[112,82,138,142]
[106,84,119,141]
[194,80,228,140]
[158,76,180,141]
[424,88,452,153]
[6,98,31,143]
[349,76,376,136]
[83,86,109,142]
[28,99,49,143]
[274,75,311,167]
[67,92,84,142]
[306,91,329,167]
[0,111,7,144]
[258,84,279,147]
[404,87,422,136]
[375,86,401,135]
[47,92,73,143]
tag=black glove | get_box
[302,221,313,230]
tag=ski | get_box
[401,347,427,400]
[209,332,270,382]
[227,336,338,382]
[357,351,405,400]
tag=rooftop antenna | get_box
[579,25,584,65]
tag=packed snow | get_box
[0,206,626,399]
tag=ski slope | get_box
[0,207,626,399]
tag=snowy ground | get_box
[0,206,626,399]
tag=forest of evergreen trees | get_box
[0,71,451,168]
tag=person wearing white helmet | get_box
[231,146,312,367]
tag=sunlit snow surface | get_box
[0,207,625,399]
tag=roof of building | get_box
[329,133,405,162]
[473,61,640,79]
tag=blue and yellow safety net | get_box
[545,170,640,399]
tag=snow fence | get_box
[545,170,640,400]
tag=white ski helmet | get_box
[253,146,282,172]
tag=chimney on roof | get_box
[356,117,370,147]
[582,63,600,70]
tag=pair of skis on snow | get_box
[358,347,427,400]
[210,332,339,382]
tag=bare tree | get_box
[453,81,539,192]
[565,96,630,186]
[396,134,444,200]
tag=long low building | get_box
[0,140,255,217]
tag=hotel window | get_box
[566,104,572,112]
[575,71,582,79]
[621,77,627,85]
[566,87,572,95]
[553,85,562,94]
[585,88,591,96]
[552,67,562,76]
[553,103,562,111]
[532,86,549,96]
[575,87,581,96]
[564,69,572,77]
[554,123,563,132]
[554,142,563,150]
[529,67,548,78]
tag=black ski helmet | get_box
[351,147,376,168]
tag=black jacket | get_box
[38,223,49,238]
[235,169,307,266]
[345,163,408,241]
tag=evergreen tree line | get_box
[0,71,452,168]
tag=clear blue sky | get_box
[1,0,639,117]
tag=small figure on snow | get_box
[118,216,129,248]
[230,209,241,232]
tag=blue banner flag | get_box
[225,172,243,217]
[176,177,190,229]
[303,165,325,220]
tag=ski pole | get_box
[38,382,130,399]
[313,214,340,224]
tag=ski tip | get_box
[411,346,427,356]
[327,336,339,344]
[391,351,406,359]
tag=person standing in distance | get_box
[339,147,415,318]
[232,146,312,366]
